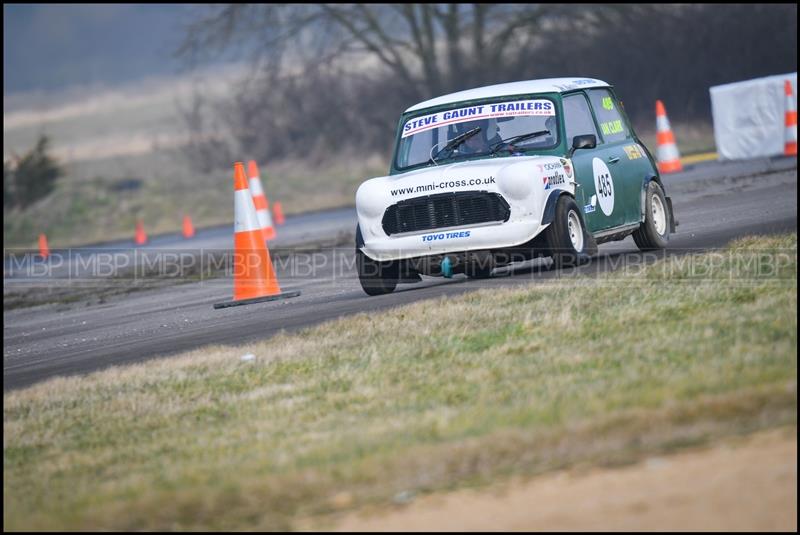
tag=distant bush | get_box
[4,135,63,209]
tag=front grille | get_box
[382,191,510,236]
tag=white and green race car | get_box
[355,77,676,295]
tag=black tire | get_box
[356,247,398,296]
[633,181,670,251]
[544,195,592,269]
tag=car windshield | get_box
[395,97,559,170]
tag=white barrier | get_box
[710,72,797,160]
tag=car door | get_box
[561,92,622,232]
[585,88,645,227]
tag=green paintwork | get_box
[388,84,660,237]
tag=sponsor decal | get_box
[422,230,471,242]
[623,144,643,160]
[591,158,615,216]
[537,161,563,172]
[560,158,573,178]
[402,99,555,138]
[584,203,596,214]
[554,79,598,91]
[390,176,495,197]
[542,171,566,190]
[600,119,625,136]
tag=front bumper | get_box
[359,218,548,262]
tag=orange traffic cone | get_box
[38,233,50,260]
[213,162,300,309]
[183,214,195,239]
[273,201,285,225]
[785,80,797,157]
[134,219,148,245]
[247,160,276,241]
[655,100,683,174]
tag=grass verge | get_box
[3,147,383,250]
[635,119,717,158]
[3,233,796,530]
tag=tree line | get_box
[177,4,798,170]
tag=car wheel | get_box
[633,180,670,251]
[545,195,592,269]
[356,246,399,296]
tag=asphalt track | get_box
[3,157,797,391]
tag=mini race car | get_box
[355,77,676,295]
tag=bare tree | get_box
[174,4,600,168]
[174,4,797,169]
[176,4,597,101]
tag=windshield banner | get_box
[402,99,555,138]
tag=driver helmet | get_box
[545,115,558,136]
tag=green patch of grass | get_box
[4,234,796,530]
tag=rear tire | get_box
[633,181,670,251]
[545,195,592,269]
[356,247,398,296]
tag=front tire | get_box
[545,195,592,269]
[356,247,398,296]
[633,181,670,251]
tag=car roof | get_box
[405,78,610,113]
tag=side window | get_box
[587,89,630,143]
[562,93,598,147]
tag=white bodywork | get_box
[356,155,575,261]
[405,77,609,112]
[356,77,608,262]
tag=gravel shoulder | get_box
[330,427,797,532]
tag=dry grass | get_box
[636,119,717,157]
[3,68,387,249]
[3,238,796,529]
[2,147,385,249]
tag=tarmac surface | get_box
[3,156,797,391]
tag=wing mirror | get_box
[568,134,597,158]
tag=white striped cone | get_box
[212,162,301,309]
[785,80,797,156]
[247,160,276,241]
[234,185,262,235]
[655,100,682,173]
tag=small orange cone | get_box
[38,233,50,260]
[182,214,195,239]
[273,201,285,225]
[134,219,148,245]
[655,100,683,174]
[213,162,300,309]
[784,80,797,157]
[247,160,276,241]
